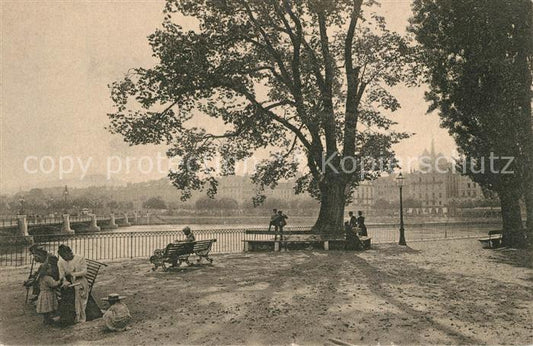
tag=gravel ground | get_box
[0,238,532,345]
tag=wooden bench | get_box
[192,239,217,263]
[243,230,332,251]
[478,230,503,249]
[150,239,217,271]
[358,236,372,250]
[85,259,107,321]
[243,230,371,252]
[86,259,107,292]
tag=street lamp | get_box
[19,197,25,215]
[396,172,407,246]
[63,186,69,214]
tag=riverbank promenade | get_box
[0,222,499,266]
[1,239,531,345]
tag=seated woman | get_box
[57,245,89,323]
[344,221,360,251]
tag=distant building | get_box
[351,180,374,213]
[216,175,257,202]
[210,142,486,214]
[369,141,485,214]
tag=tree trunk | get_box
[499,189,524,247]
[312,179,346,238]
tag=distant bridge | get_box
[0,213,154,240]
[0,215,125,229]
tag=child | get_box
[102,293,131,331]
[36,264,62,325]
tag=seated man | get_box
[182,227,195,242]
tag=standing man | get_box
[268,209,278,232]
[276,210,288,241]
[348,211,357,230]
[277,210,288,232]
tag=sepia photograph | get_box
[0,0,532,344]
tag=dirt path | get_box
[1,239,531,345]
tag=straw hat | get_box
[101,293,126,302]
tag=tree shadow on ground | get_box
[345,252,531,345]
[486,246,532,270]
[369,244,422,256]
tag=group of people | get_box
[344,211,368,250]
[346,211,367,237]
[268,209,288,238]
[24,244,131,331]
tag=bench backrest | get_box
[245,230,311,235]
[193,239,216,252]
[487,230,503,239]
[86,258,107,292]
[165,242,195,257]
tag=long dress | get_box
[36,275,59,314]
[357,216,368,237]
[58,255,89,323]
[345,223,360,250]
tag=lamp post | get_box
[396,172,407,246]
[19,197,25,215]
[63,186,69,214]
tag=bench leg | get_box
[150,255,163,271]
[274,242,280,252]
[196,254,214,264]
[244,241,249,252]
[324,241,329,251]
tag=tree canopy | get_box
[409,0,533,240]
[108,0,413,233]
[143,196,168,209]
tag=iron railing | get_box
[0,223,499,266]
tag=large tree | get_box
[410,0,533,245]
[108,0,411,235]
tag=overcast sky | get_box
[0,0,456,193]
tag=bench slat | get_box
[85,259,107,291]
